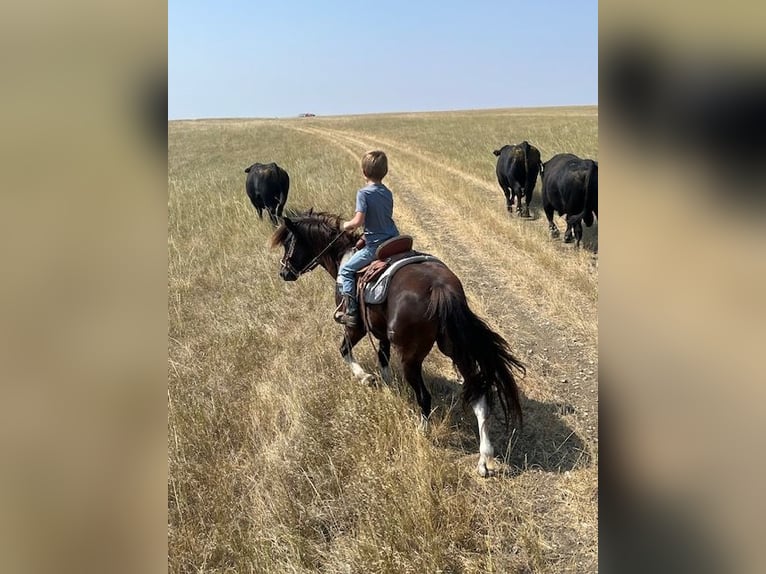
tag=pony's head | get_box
[270,209,357,281]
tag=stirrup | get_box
[333,301,344,323]
[338,313,359,328]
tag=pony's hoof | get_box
[360,373,376,386]
[477,457,497,478]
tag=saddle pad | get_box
[363,254,442,304]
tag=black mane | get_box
[270,209,358,255]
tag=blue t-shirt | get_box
[355,182,399,246]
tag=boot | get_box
[336,294,359,328]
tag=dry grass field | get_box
[168,106,598,573]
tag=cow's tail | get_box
[522,141,529,178]
[567,161,597,228]
[428,284,524,427]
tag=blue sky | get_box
[169,0,597,119]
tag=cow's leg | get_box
[499,181,513,212]
[514,189,523,215]
[252,196,266,221]
[564,221,574,243]
[574,221,583,248]
[544,203,559,238]
[275,194,287,220]
[266,196,281,225]
[521,184,533,218]
[340,328,375,386]
[564,213,581,244]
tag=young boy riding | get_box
[336,150,400,328]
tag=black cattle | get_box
[540,153,598,247]
[244,162,290,225]
[492,141,542,217]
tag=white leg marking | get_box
[472,395,496,477]
[343,350,373,384]
[453,362,464,385]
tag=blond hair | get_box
[361,150,388,181]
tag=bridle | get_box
[280,230,347,278]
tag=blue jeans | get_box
[338,245,377,298]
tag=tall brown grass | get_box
[169,106,598,573]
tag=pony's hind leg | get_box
[436,335,463,385]
[472,394,497,478]
[451,353,496,477]
[340,328,375,385]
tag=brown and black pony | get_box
[270,210,525,476]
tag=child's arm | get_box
[342,211,365,231]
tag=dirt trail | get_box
[287,124,598,451]
[306,126,498,194]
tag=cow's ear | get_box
[492,149,501,156]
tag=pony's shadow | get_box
[413,372,591,473]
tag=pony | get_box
[270,210,525,477]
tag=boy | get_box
[336,150,399,328]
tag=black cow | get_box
[540,153,598,248]
[492,141,542,217]
[244,162,290,225]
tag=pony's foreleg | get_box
[340,329,375,385]
[472,394,497,478]
[378,338,392,384]
[452,362,464,384]
[401,358,432,430]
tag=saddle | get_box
[354,235,442,305]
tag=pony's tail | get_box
[428,285,524,427]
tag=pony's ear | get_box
[492,149,501,156]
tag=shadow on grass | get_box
[389,370,591,474]
[581,219,599,253]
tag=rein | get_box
[281,230,347,278]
